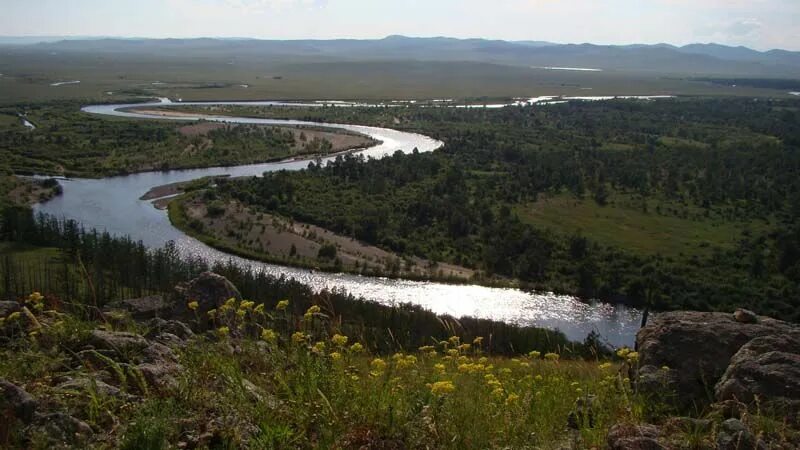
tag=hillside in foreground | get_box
[2,272,799,449]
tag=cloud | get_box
[725,18,762,37]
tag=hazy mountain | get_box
[3,35,799,77]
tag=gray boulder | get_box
[715,333,800,420]
[0,378,37,424]
[636,311,799,409]
[606,423,665,450]
[173,272,241,324]
[145,318,194,340]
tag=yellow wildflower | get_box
[458,343,471,352]
[491,387,505,398]
[616,347,631,358]
[27,292,44,304]
[217,326,230,338]
[544,352,560,361]
[430,381,456,395]
[448,336,460,346]
[276,300,289,310]
[291,331,307,344]
[330,352,342,361]
[418,345,435,352]
[254,303,265,314]
[312,341,326,354]
[661,365,670,371]
[473,336,484,345]
[446,349,459,357]
[236,309,246,319]
[349,342,364,353]
[528,350,541,359]
[207,308,217,319]
[534,374,543,381]
[434,363,446,373]
[506,393,520,405]
[306,305,321,315]
[260,329,277,343]
[331,334,348,347]
[599,362,612,370]
[397,355,417,369]
[239,300,255,310]
[371,358,387,372]
[187,300,199,311]
[7,312,21,321]
[626,352,639,362]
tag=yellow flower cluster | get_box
[312,341,326,354]
[261,328,277,343]
[457,363,486,374]
[304,305,321,320]
[544,352,560,361]
[291,331,307,344]
[276,299,289,310]
[528,350,541,359]
[371,358,387,372]
[349,342,364,353]
[430,380,455,395]
[393,353,417,369]
[331,334,348,346]
[473,336,484,345]
[187,300,199,311]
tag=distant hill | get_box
[2,35,798,76]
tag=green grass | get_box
[516,192,771,258]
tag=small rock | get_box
[0,300,21,317]
[142,342,179,364]
[89,330,149,354]
[150,332,187,348]
[607,423,665,450]
[145,318,194,340]
[35,412,93,444]
[716,418,763,450]
[734,308,758,324]
[0,378,37,424]
[103,295,171,320]
[137,362,183,392]
[57,377,124,398]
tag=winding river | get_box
[34,99,642,347]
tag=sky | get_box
[1,0,799,51]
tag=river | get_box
[34,99,642,347]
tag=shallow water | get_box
[35,100,642,346]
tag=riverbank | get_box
[166,192,514,287]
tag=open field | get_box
[1,51,797,103]
[515,192,773,259]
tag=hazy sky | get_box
[2,0,799,50]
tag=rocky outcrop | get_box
[635,311,800,411]
[715,333,800,420]
[606,423,665,450]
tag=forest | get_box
[0,101,371,177]
[179,98,800,320]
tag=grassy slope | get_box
[2,297,796,448]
